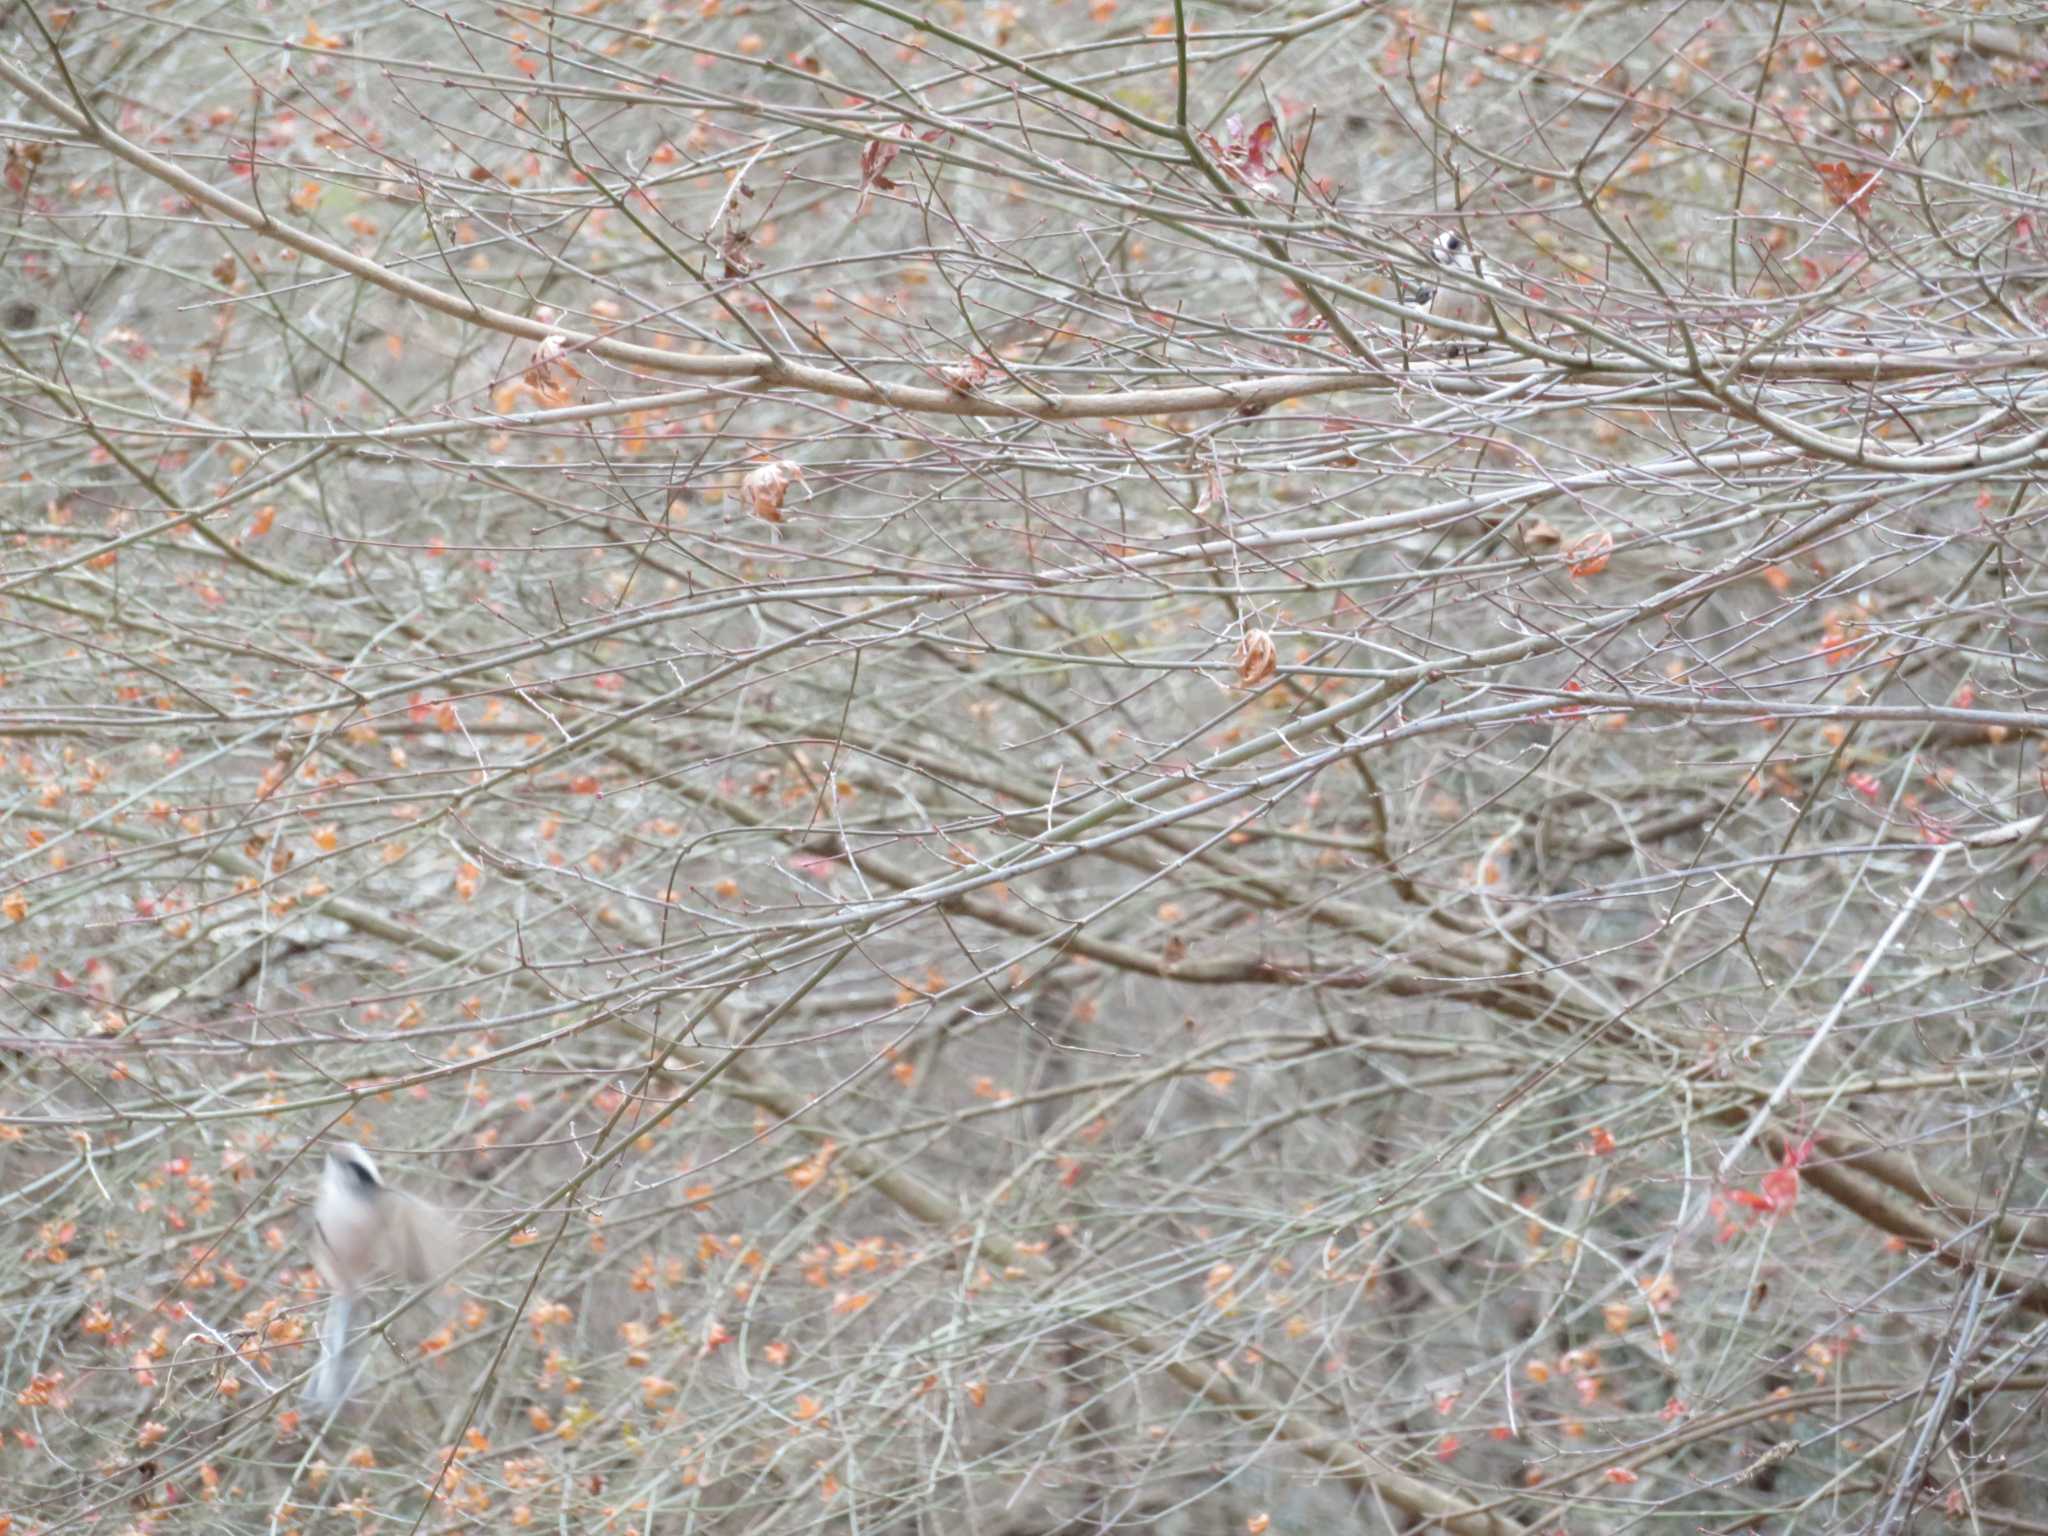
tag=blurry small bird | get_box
[1404,230,1491,346]
[308,1143,449,1410]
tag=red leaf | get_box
[1244,118,1279,179]
[1815,161,1877,218]
[856,125,917,217]
[1731,1137,1813,1217]
[1199,117,1285,191]
[1565,528,1612,579]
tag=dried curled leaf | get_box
[743,459,805,523]
[719,226,756,278]
[1197,116,1282,193]
[1565,528,1613,579]
[856,124,917,218]
[855,123,949,217]
[1234,628,1278,688]
[524,332,582,405]
[939,354,991,394]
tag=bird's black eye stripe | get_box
[341,1156,382,1193]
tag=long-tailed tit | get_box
[308,1143,448,1409]
[1404,230,1490,345]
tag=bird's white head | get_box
[1431,229,1481,278]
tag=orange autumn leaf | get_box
[1815,161,1877,217]
[1729,1136,1813,1217]
[1565,528,1613,579]
[788,1142,836,1190]
[743,459,804,523]
[1234,628,1277,687]
[524,333,581,406]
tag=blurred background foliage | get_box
[2,0,2047,1531]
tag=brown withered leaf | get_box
[743,459,805,523]
[855,123,948,217]
[720,227,756,278]
[856,124,917,217]
[1235,628,1278,688]
[524,332,582,405]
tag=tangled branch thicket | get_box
[3,1,2047,1530]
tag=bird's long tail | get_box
[310,1293,357,1410]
